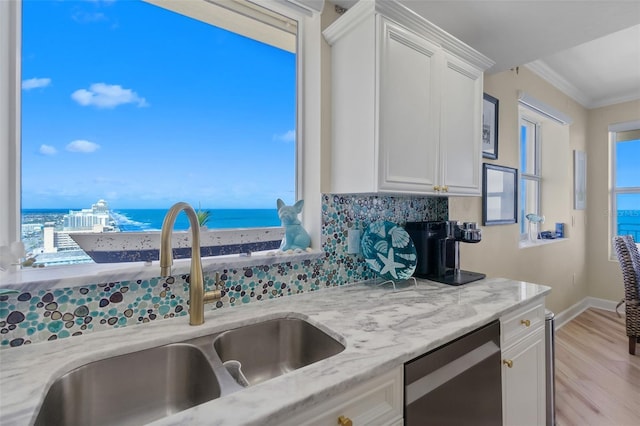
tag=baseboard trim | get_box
[555,297,621,330]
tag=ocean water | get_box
[114,209,280,231]
[22,208,640,235]
[22,208,281,231]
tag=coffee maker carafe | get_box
[405,220,486,286]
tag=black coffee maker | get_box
[405,220,486,285]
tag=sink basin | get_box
[34,343,221,426]
[33,317,344,425]
[213,317,345,386]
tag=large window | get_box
[611,122,640,242]
[18,0,300,266]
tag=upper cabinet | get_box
[323,0,494,196]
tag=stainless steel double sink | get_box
[34,317,345,426]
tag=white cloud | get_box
[273,130,296,143]
[39,144,57,156]
[72,11,107,23]
[22,78,52,90]
[66,140,100,153]
[71,83,148,108]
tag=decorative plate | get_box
[361,221,417,281]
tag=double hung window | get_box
[517,93,572,243]
[610,121,640,243]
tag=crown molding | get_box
[525,60,590,108]
[588,92,640,109]
[526,60,640,110]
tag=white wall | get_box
[449,67,589,314]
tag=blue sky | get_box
[616,139,640,210]
[21,0,296,210]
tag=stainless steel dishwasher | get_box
[404,320,502,425]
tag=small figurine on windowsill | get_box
[277,198,311,253]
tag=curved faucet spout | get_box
[160,202,201,277]
[160,202,218,326]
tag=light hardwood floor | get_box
[555,308,640,426]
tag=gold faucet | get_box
[160,202,221,325]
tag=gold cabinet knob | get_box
[521,319,531,327]
[442,185,449,192]
[503,359,513,368]
[338,415,353,426]
[434,185,441,192]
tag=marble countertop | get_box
[0,277,549,426]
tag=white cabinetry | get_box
[323,0,493,196]
[440,54,485,195]
[500,300,546,426]
[286,366,403,425]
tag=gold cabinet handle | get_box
[338,415,353,426]
[434,185,441,192]
[521,319,531,327]
[503,359,513,368]
[442,185,449,192]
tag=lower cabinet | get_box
[501,301,546,426]
[287,366,403,425]
[286,299,547,426]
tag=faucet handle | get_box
[213,272,225,290]
[203,272,223,304]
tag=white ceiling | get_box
[331,0,640,109]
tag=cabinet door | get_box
[377,18,441,194]
[502,328,546,426]
[440,53,483,195]
[285,366,403,426]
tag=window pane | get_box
[21,0,296,266]
[520,119,537,175]
[616,193,640,240]
[520,178,539,235]
[616,139,640,187]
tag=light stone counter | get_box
[0,277,550,425]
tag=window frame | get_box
[0,0,322,277]
[610,120,640,256]
[518,112,542,240]
[0,0,21,252]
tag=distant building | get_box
[63,199,112,231]
[43,222,56,253]
[21,223,42,234]
[27,200,116,265]
[42,200,116,254]
[54,232,81,251]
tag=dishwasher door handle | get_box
[405,341,500,405]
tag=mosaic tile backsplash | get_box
[0,194,447,348]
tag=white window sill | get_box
[0,249,324,293]
[519,238,568,249]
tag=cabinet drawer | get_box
[286,366,403,426]
[500,300,545,348]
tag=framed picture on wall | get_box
[482,93,499,159]
[483,163,518,225]
[574,150,587,210]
